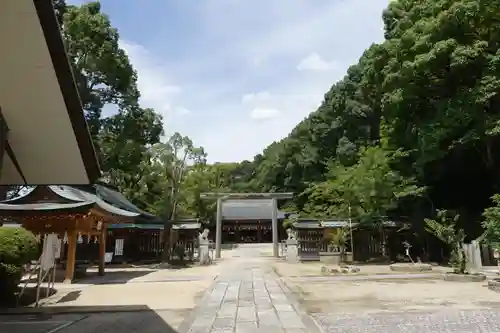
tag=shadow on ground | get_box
[0,305,181,333]
[75,269,154,284]
[21,268,155,285]
[0,287,57,309]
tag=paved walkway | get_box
[184,244,318,333]
[0,244,318,333]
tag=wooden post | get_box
[272,198,279,257]
[215,198,222,259]
[64,230,77,284]
[98,226,106,276]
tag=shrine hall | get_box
[0,185,139,283]
[215,199,289,243]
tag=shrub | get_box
[425,210,467,274]
[0,227,39,302]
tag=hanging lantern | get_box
[63,232,68,244]
[94,235,99,243]
[77,232,83,244]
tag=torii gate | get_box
[200,192,294,258]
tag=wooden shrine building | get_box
[216,199,288,243]
[0,0,100,186]
[86,183,201,262]
[0,185,139,283]
[107,218,201,263]
[293,218,409,262]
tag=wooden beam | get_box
[200,192,293,200]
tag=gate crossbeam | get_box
[200,192,293,258]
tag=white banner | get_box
[54,238,62,259]
[114,239,124,256]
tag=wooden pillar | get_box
[98,226,107,276]
[64,230,77,284]
[215,198,222,258]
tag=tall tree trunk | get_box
[161,220,172,262]
[162,191,178,262]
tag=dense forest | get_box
[236,0,500,242]
[31,0,500,251]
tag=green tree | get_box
[55,1,164,206]
[99,107,163,202]
[303,147,423,256]
[381,0,500,178]
[60,1,139,138]
[481,194,500,250]
[425,210,467,274]
[147,133,206,261]
[241,0,500,244]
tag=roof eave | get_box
[34,0,101,183]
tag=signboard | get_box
[105,252,113,263]
[40,234,58,270]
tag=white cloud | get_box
[110,0,390,162]
[174,107,191,117]
[250,107,281,120]
[297,53,339,71]
[120,41,183,122]
[241,91,272,104]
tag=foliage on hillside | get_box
[36,0,500,250]
[236,0,500,238]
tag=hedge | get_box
[0,227,39,302]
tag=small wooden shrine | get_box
[292,219,324,261]
[293,218,409,261]
[107,218,202,263]
[0,185,138,283]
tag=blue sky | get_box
[70,0,390,162]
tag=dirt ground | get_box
[285,277,500,314]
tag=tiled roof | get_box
[293,218,404,229]
[0,186,139,217]
[221,199,287,220]
[94,184,158,219]
[108,220,201,230]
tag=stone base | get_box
[319,252,341,265]
[389,263,432,272]
[442,272,486,282]
[488,278,500,292]
[286,241,299,263]
[321,264,360,275]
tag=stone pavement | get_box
[185,267,315,333]
[184,244,319,333]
